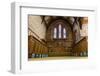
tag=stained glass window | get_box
[53,24,67,39]
[54,28,57,38]
[58,24,62,38]
[63,28,66,38]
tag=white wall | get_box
[29,16,46,39]
[0,0,100,76]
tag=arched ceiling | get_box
[40,16,84,29]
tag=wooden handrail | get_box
[75,37,86,45]
[28,35,46,46]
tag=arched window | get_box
[53,23,67,39]
[58,24,62,38]
[63,28,66,38]
[54,28,57,38]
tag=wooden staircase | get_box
[72,37,88,56]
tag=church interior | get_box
[28,15,88,60]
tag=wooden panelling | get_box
[28,35,48,58]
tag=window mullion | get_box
[57,26,59,39]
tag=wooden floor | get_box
[28,56,88,61]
